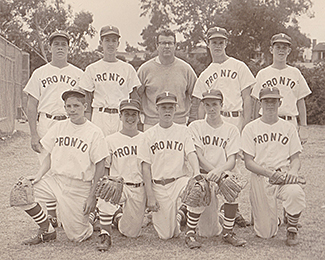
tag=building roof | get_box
[313,42,325,51]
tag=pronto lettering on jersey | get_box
[205,69,238,88]
[261,76,296,89]
[55,136,88,152]
[113,145,137,158]
[41,75,77,88]
[150,140,184,155]
[199,135,228,149]
[94,72,125,86]
[253,132,289,145]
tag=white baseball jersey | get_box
[189,119,240,167]
[23,63,83,115]
[105,131,144,184]
[241,118,305,238]
[241,118,302,170]
[138,123,196,180]
[192,58,255,112]
[252,65,311,116]
[41,119,108,181]
[79,59,140,109]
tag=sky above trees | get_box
[67,0,325,51]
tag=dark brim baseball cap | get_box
[49,31,70,44]
[202,89,223,102]
[100,25,121,38]
[119,99,141,112]
[271,33,291,45]
[62,88,86,101]
[259,87,283,100]
[207,27,228,40]
[156,92,178,105]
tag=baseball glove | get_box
[95,176,124,205]
[269,169,306,185]
[217,172,247,203]
[10,177,35,207]
[181,175,211,207]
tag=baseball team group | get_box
[15,23,311,251]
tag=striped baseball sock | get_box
[46,201,57,217]
[25,203,52,232]
[185,211,200,236]
[286,212,301,230]
[99,210,113,235]
[177,205,187,226]
[222,203,238,234]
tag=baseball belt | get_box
[37,113,67,121]
[125,182,145,188]
[152,177,179,186]
[220,111,241,117]
[98,107,119,114]
[279,115,294,120]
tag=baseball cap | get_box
[201,89,223,102]
[49,30,70,44]
[207,27,228,40]
[259,87,283,100]
[62,88,86,101]
[100,25,121,38]
[271,33,291,45]
[155,92,178,105]
[119,99,141,112]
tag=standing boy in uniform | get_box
[20,89,108,244]
[23,30,83,225]
[242,87,306,246]
[251,33,311,144]
[79,25,140,136]
[192,27,255,130]
[96,99,146,251]
[186,89,247,248]
[138,92,201,240]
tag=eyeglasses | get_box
[158,41,175,46]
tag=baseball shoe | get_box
[235,211,248,227]
[185,234,201,249]
[22,229,56,245]
[286,227,299,246]
[96,233,112,252]
[48,215,58,228]
[223,232,246,247]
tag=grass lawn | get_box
[0,123,324,260]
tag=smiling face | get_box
[203,98,222,120]
[64,96,87,125]
[50,36,69,61]
[157,103,176,126]
[101,34,119,56]
[270,42,291,62]
[120,109,139,130]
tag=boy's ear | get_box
[84,103,88,111]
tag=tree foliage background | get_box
[139,0,313,70]
[0,0,101,72]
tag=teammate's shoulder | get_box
[138,57,155,70]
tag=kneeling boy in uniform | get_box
[21,88,108,244]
